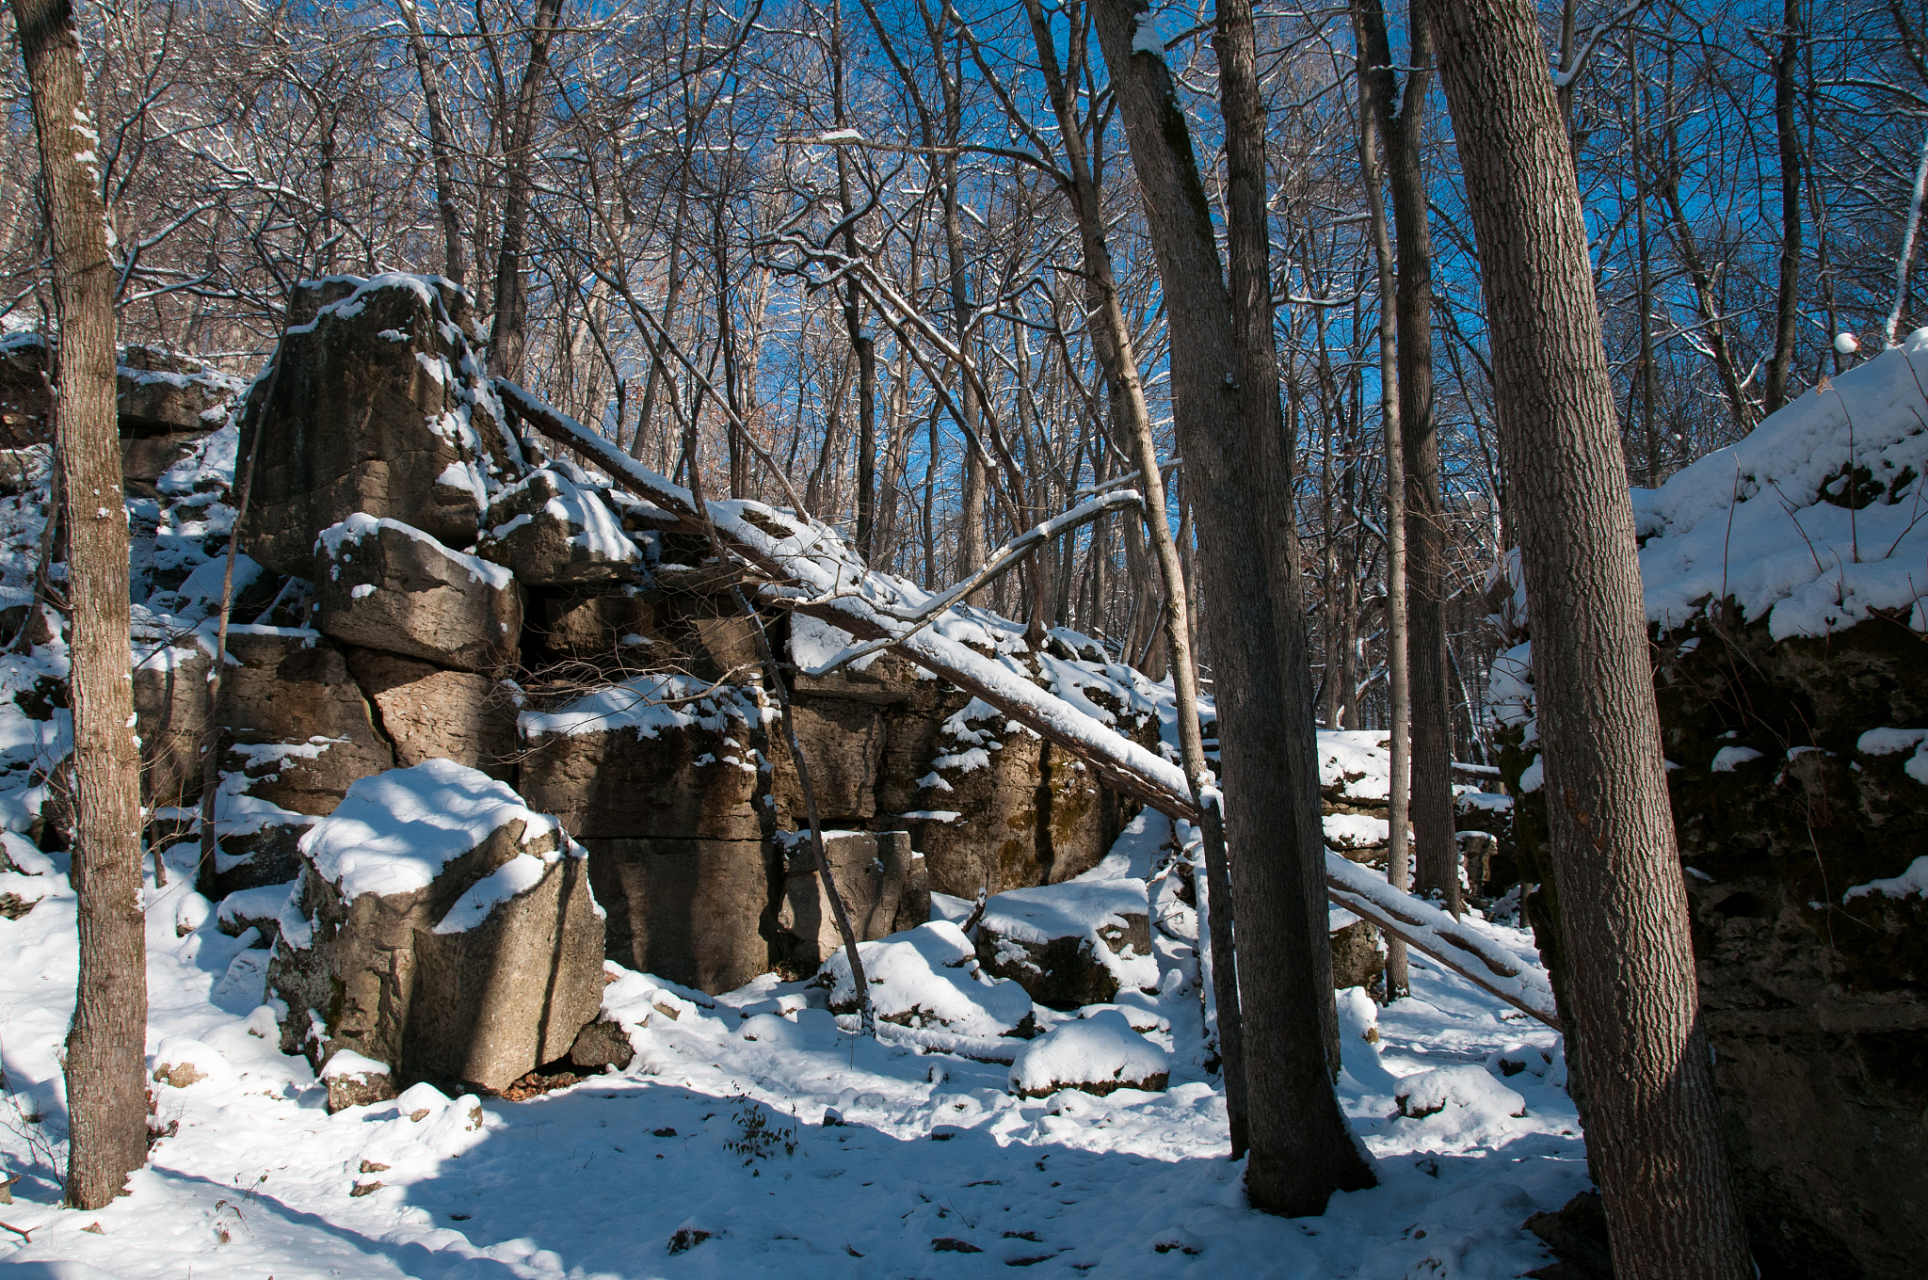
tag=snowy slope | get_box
[0,831,1583,1279]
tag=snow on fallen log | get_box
[1325,854,1562,1031]
[501,380,1564,1033]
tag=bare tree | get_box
[1092,0,1375,1216]
[10,0,150,1210]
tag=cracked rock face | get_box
[1502,608,1928,1279]
[316,515,523,673]
[237,273,522,578]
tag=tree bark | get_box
[10,0,150,1210]
[1020,0,1248,1159]
[1359,0,1459,917]
[1353,31,1411,995]
[488,0,564,382]
[1430,3,1753,1275]
[1093,0,1374,1215]
[399,0,468,286]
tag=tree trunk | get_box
[1359,0,1458,917]
[399,0,468,286]
[1093,0,1375,1215]
[1021,0,1247,1159]
[1354,35,1412,996]
[488,0,564,382]
[1430,3,1753,1274]
[11,0,150,1210]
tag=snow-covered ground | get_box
[0,830,1583,1279]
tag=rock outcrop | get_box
[775,830,928,970]
[269,761,604,1099]
[237,273,521,577]
[1491,337,1928,1280]
[477,466,644,586]
[317,514,522,672]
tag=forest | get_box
[0,0,1923,1277]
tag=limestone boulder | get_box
[518,676,775,993]
[269,760,604,1096]
[477,467,644,586]
[973,878,1156,1010]
[132,640,212,807]
[342,648,517,781]
[1328,914,1386,991]
[316,514,522,673]
[214,627,396,813]
[237,273,523,578]
[768,697,885,825]
[775,830,928,970]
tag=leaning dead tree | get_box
[498,379,1563,1033]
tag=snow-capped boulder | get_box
[236,273,522,578]
[316,514,523,673]
[1007,1009,1169,1098]
[821,921,1036,1039]
[775,830,929,968]
[269,760,604,1097]
[974,877,1155,1010]
[477,467,643,586]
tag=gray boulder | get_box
[775,830,929,969]
[342,647,518,780]
[974,877,1156,1010]
[269,760,604,1098]
[316,514,523,673]
[236,273,523,578]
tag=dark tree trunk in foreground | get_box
[10,0,150,1210]
[1094,0,1374,1216]
[489,0,564,381]
[1430,2,1753,1275]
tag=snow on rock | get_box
[820,921,1037,1039]
[270,761,605,1096]
[476,466,642,586]
[1324,811,1390,852]
[975,876,1157,1010]
[1391,1064,1534,1151]
[1637,333,1928,639]
[148,1038,232,1090]
[314,513,522,673]
[298,759,560,901]
[1008,1009,1170,1098]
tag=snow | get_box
[297,760,561,901]
[1008,1009,1169,1098]
[432,835,594,936]
[821,921,1036,1039]
[0,804,1585,1279]
[1130,10,1165,56]
[316,512,514,591]
[979,877,1159,992]
[319,1048,391,1080]
[1636,332,1928,639]
[518,672,766,741]
[1844,856,1928,901]
[1324,812,1390,850]
[1711,745,1765,772]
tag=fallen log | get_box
[499,380,1565,1032]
